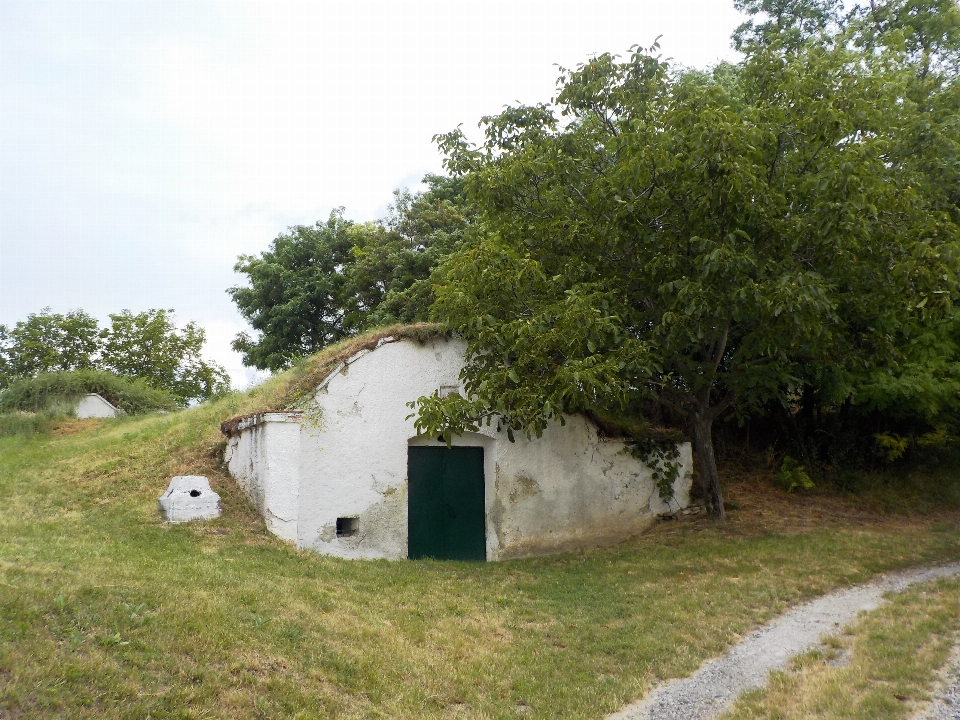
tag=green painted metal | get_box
[407,446,485,561]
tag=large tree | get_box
[344,174,471,330]
[0,307,229,404]
[412,0,960,519]
[229,210,356,371]
[101,309,230,404]
[0,308,101,387]
[229,175,471,371]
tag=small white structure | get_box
[222,333,693,561]
[75,393,119,419]
[159,476,221,523]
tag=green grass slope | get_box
[2,327,960,719]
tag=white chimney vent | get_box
[158,476,221,523]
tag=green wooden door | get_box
[408,446,486,561]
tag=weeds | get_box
[0,409,66,438]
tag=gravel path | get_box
[914,643,960,720]
[607,561,960,720]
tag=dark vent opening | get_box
[336,517,358,537]
[189,489,201,497]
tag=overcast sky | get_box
[0,0,746,388]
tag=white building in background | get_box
[75,393,120,419]
[221,331,693,561]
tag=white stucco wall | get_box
[223,412,302,542]
[75,393,119,419]
[223,335,693,560]
[296,337,467,559]
[484,417,692,560]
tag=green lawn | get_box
[2,392,959,719]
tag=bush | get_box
[0,370,179,415]
[775,456,815,493]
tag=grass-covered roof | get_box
[220,323,448,434]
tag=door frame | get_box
[407,432,495,560]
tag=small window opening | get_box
[189,489,201,497]
[336,517,358,537]
[439,385,460,398]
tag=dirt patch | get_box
[652,477,960,540]
[51,418,105,435]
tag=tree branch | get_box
[704,389,737,422]
[711,319,731,370]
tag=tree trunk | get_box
[693,416,726,521]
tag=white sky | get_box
[0,0,745,388]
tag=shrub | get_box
[0,370,178,415]
[775,456,815,494]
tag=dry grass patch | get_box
[50,418,105,436]
[714,471,947,537]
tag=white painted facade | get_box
[75,393,120,418]
[223,336,693,560]
[223,412,301,542]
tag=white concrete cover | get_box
[158,475,221,523]
[223,336,693,560]
[75,393,119,419]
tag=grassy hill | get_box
[2,327,960,719]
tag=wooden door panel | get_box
[408,446,485,560]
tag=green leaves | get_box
[0,308,101,388]
[101,309,230,405]
[0,308,227,405]
[229,210,356,372]
[229,176,472,371]
[0,370,179,416]
[413,0,960,506]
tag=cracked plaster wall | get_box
[226,336,692,560]
[297,337,464,559]
[223,413,301,542]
